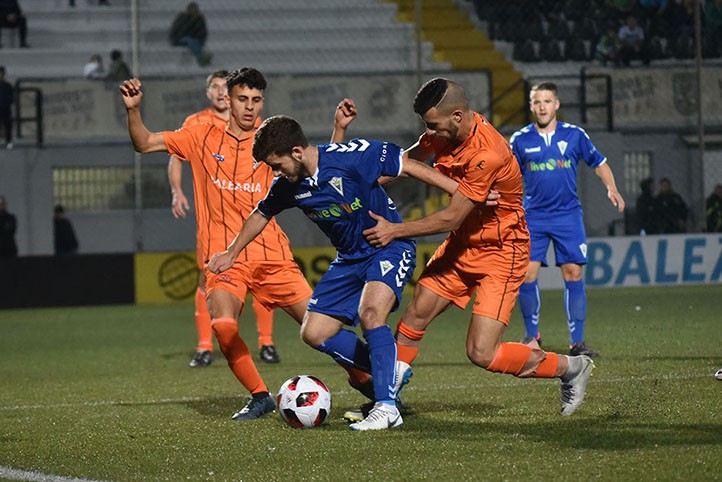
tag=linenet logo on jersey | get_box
[306,197,363,220]
[526,158,572,172]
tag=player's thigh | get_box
[358,281,397,331]
[207,288,244,320]
[279,297,310,325]
[249,261,313,310]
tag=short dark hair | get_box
[253,115,308,163]
[414,78,450,115]
[226,67,266,93]
[206,69,229,88]
[530,81,559,100]
[0,66,5,76]
[54,204,65,215]
[110,50,123,61]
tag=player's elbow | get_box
[438,209,463,232]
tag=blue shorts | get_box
[307,240,416,326]
[527,210,587,266]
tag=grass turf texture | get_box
[1,285,720,481]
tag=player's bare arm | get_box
[330,98,357,143]
[594,163,625,212]
[168,155,189,219]
[207,210,271,273]
[363,189,476,247]
[401,154,459,195]
[119,78,168,153]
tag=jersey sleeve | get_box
[509,130,525,173]
[162,127,198,162]
[456,151,506,204]
[354,139,403,181]
[577,128,606,168]
[255,178,295,219]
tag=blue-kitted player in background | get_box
[510,82,625,357]
[208,108,459,430]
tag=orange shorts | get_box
[418,236,529,324]
[204,261,312,310]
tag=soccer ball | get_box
[715,368,722,381]
[277,375,332,428]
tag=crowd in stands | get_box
[473,0,722,64]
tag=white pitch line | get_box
[0,466,108,482]
[0,372,711,412]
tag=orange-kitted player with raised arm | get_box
[167,69,280,368]
[120,67,372,420]
[362,78,594,418]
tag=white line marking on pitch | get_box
[0,466,108,482]
[0,372,710,412]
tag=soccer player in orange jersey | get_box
[167,69,280,368]
[119,67,371,420]
[363,78,594,417]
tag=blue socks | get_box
[314,328,371,373]
[364,325,397,404]
[518,281,540,339]
[564,279,587,345]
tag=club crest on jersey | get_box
[379,260,394,276]
[579,243,587,258]
[557,141,568,156]
[212,152,225,162]
[329,177,344,197]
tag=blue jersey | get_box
[256,138,407,261]
[510,122,606,214]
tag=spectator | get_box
[53,205,79,255]
[705,184,722,233]
[83,54,106,79]
[107,49,131,82]
[657,177,688,233]
[170,2,212,67]
[0,0,29,48]
[595,25,624,65]
[0,195,18,258]
[636,177,660,234]
[618,15,650,65]
[0,65,12,149]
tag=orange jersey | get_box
[163,124,294,265]
[419,112,528,247]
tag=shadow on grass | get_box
[183,395,250,418]
[402,400,722,450]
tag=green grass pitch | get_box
[1,285,720,481]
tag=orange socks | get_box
[211,317,268,394]
[194,287,213,352]
[486,342,560,378]
[252,298,274,348]
[396,321,425,365]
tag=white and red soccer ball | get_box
[277,375,332,428]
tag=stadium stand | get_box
[3,0,447,78]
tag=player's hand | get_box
[485,189,501,207]
[171,190,190,219]
[334,98,357,130]
[363,210,397,248]
[207,251,234,274]
[609,189,625,212]
[119,78,143,110]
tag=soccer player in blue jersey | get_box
[510,82,625,357]
[208,112,458,430]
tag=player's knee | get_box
[466,344,495,368]
[357,304,387,331]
